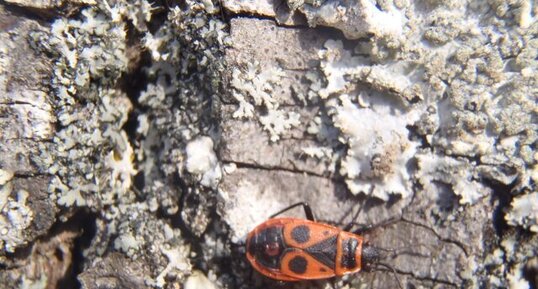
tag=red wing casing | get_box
[247,218,363,281]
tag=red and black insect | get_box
[246,202,401,286]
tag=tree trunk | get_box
[0,1,536,289]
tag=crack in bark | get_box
[2,137,53,142]
[220,101,319,112]
[13,172,52,178]
[222,160,335,180]
[401,217,469,257]
[224,13,311,29]
[374,266,459,287]
[0,101,51,111]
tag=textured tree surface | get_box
[0,1,537,289]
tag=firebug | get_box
[245,202,402,287]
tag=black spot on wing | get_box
[291,225,310,244]
[289,256,307,274]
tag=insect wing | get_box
[280,248,336,279]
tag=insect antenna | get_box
[375,262,404,289]
[268,202,316,221]
[376,244,432,259]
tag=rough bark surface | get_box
[0,1,58,266]
[0,1,537,289]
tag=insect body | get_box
[246,203,381,281]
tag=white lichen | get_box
[45,5,135,209]
[231,62,285,111]
[184,136,222,188]
[301,146,334,160]
[104,0,155,32]
[0,45,8,86]
[332,94,418,201]
[218,180,282,243]
[317,40,364,98]
[318,39,423,102]
[114,230,140,257]
[230,62,301,141]
[259,110,301,142]
[104,131,137,198]
[55,182,93,207]
[221,0,276,20]
[0,188,34,253]
[506,264,530,289]
[416,154,492,205]
[184,270,217,289]
[505,192,538,233]
[19,275,48,289]
[148,244,192,288]
[0,169,14,186]
[299,0,407,40]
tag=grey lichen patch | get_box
[330,93,418,201]
[484,231,538,289]
[258,36,422,201]
[296,2,537,209]
[39,5,135,208]
[79,253,150,289]
[134,0,228,242]
[225,18,330,143]
[505,192,538,233]
[488,0,536,29]
[4,0,95,10]
[184,270,218,289]
[293,0,407,40]
[222,0,305,25]
[230,61,302,142]
[13,1,213,288]
[0,181,33,253]
[110,206,191,288]
[416,153,492,205]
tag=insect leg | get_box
[269,202,316,221]
[343,222,373,234]
[329,278,337,289]
[342,197,372,231]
